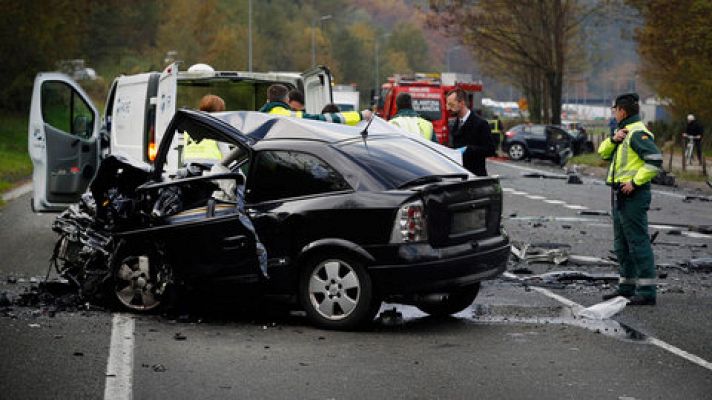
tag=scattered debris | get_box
[152,364,167,372]
[73,352,84,357]
[511,267,533,275]
[377,307,403,326]
[685,258,712,273]
[522,271,619,286]
[567,255,617,266]
[654,241,707,248]
[651,170,675,186]
[683,194,712,203]
[649,231,660,244]
[28,323,40,328]
[667,229,682,236]
[7,276,17,284]
[522,172,567,180]
[567,174,583,184]
[510,243,616,266]
[0,292,10,307]
[658,273,668,279]
[575,296,629,320]
[578,210,610,216]
[509,213,518,218]
[562,224,572,229]
[173,332,187,341]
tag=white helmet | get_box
[687,114,695,121]
[187,63,215,73]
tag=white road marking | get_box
[503,272,712,372]
[564,204,589,210]
[544,200,566,204]
[502,187,515,192]
[525,195,547,200]
[510,191,528,196]
[104,314,135,400]
[1,182,32,202]
[489,159,688,200]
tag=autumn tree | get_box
[428,0,598,124]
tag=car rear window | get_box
[338,137,468,188]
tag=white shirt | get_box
[460,109,471,127]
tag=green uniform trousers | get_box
[612,187,656,299]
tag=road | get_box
[1,159,711,399]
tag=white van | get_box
[28,63,334,212]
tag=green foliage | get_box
[0,112,32,193]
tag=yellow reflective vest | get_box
[183,134,222,162]
[598,117,662,186]
[389,113,435,142]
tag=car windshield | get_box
[338,136,468,188]
[411,98,442,121]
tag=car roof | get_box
[215,111,406,144]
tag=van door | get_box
[301,66,333,114]
[29,73,100,212]
[155,63,178,146]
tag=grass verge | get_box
[0,112,31,201]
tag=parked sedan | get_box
[48,110,510,330]
[502,124,574,164]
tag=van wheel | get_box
[508,143,526,161]
[299,255,380,330]
[112,242,173,313]
[416,283,480,317]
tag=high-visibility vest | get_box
[602,121,658,184]
[183,133,222,162]
[267,105,362,126]
[389,116,435,141]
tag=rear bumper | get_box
[366,235,509,295]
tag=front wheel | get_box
[299,255,380,330]
[112,242,173,313]
[416,283,481,317]
[508,143,527,161]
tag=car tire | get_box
[299,254,380,330]
[416,283,481,317]
[111,241,173,313]
[508,143,526,161]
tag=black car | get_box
[51,110,509,329]
[502,124,575,164]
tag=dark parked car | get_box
[502,124,591,165]
[48,110,509,329]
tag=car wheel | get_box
[299,255,380,330]
[416,283,481,317]
[112,243,173,313]
[508,143,526,161]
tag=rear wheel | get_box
[299,254,380,330]
[112,242,173,313]
[416,283,481,317]
[508,143,526,161]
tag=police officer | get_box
[259,84,371,125]
[388,92,436,142]
[599,93,662,306]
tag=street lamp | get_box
[446,45,462,72]
[374,32,391,102]
[248,0,253,71]
[311,15,332,66]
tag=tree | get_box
[428,0,599,124]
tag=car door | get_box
[29,73,101,212]
[525,125,547,156]
[301,66,333,114]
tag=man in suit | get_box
[446,88,496,176]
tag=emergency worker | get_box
[183,94,225,163]
[388,92,436,142]
[288,89,305,111]
[599,93,662,306]
[259,84,371,125]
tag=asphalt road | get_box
[1,159,711,399]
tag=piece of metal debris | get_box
[522,271,619,285]
[522,172,568,180]
[173,332,187,341]
[683,195,712,203]
[378,307,403,326]
[567,174,583,184]
[685,258,712,272]
[578,210,610,216]
[152,364,167,372]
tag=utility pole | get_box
[311,15,332,66]
[374,33,391,102]
[248,0,252,71]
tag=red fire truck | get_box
[376,73,483,145]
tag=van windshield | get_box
[338,136,468,188]
[411,98,442,122]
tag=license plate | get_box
[451,208,487,235]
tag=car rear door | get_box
[29,73,101,212]
[525,125,547,156]
[301,66,333,114]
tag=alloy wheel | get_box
[307,259,361,321]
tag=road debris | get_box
[521,271,619,286]
[377,307,403,326]
[7,276,17,284]
[575,296,629,320]
[173,332,187,341]
[685,258,712,273]
[510,243,617,266]
[683,194,712,203]
[578,210,610,216]
[567,174,583,184]
[152,364,167,372]
[522,172,568,180]
[651,170,675,186]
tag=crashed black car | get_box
[51,110,509,329]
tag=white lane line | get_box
[565,204,589,210]
[104,314,135,400]
[503,272,712,372]
[544,199,566,204]
[489,159,688,200]
[525,195,547,200]
[502,187,515,192]
[510,191,528,196]
[1,182,32,202]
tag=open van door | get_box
[29,73,101,212]
[301,66,333,114]
[155,63,178,147]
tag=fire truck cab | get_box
[376,73,482,145]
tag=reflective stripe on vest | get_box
[607,121,654,183]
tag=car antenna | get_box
[360,111,375,148]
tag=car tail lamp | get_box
[147,126,157,162]
[390,200,428,243]
[505,130,515,138]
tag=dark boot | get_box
[628,295,656,306]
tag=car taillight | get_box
[505,130,515,138]
[390,200,428,243]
